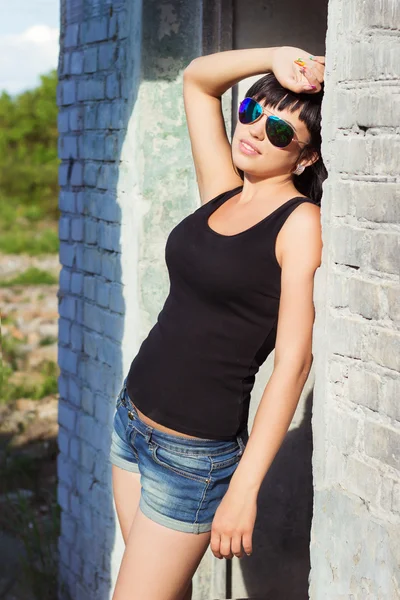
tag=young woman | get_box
[110,46,326,600]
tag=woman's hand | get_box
[271,46,325,94]
[210,484,258,559]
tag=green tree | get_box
[0,70,59,254]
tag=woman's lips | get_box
[239,140,260,155]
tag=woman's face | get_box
[231,97,314,180]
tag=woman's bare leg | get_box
[112,506,211,600]
[112,465,142,543]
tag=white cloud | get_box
[0,25,59,95]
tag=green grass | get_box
[0,358,59,404]
[0,228,59,255]
[0,267,58,287]
[0,201,59,255]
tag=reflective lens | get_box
[238,97,295,148]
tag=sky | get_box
[0,0,60,95]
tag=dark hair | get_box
[235,72,327,205]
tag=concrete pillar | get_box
[309,0,400,597]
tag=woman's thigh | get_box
[112,465,142,543]
[112,505,210,600]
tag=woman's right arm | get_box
[183,47,324,205]
[183,48,277,205]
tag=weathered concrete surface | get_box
[309,0,400,597]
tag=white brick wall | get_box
[309,0,400,596]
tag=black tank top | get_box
[126,185,317,440]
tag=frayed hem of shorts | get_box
[139,496,212,534]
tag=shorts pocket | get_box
[211,444,243,470]
[150,443,211,484]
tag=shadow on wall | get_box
[237,392,314,600]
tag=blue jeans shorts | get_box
[109,378,249,534]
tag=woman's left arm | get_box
[210,202,323,560]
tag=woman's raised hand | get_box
[271,46,325,94]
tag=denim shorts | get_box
[109,378,249,534]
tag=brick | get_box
[83,162,100,187]
[96,281,110,308]
[337,39,400,82]
[57,483,70,512]
[330,317,364,360]
[61,512,76,545]
[58,373,69,398]
[370,232,399,275]
[334,136,399,177]
[382,377,400,422]
[70,51,83,75]
[65,24,79,48]
[353,182,400,224]
[83,47,97,73]
[102,310,124,341]
[80,18,108,44]
[59,296,76,321]
[58,400,76,431]
[98,222,119,251]
[71,218,84,242]
[365,421,400,469]
[69,107,83,132]
[77,79,105,102]
[59,135,78,160]
[84,220,97,246]
[109,283,124,314]
[58,162,70,186]
[59,216,70,241]
[81,441,96,472]
[331,225,367,269]
[97,163,118,191]
[327,406,359,454]
[342,456,381,506]
[83,104,97,130]
[83,330,101,358]
[386,284,400,323]
[98,42,117,70]
[59,191,76,213]
[71,162,83,186]
[71,324,83,351]
[97,337,120,367]
[58,112,70,133]
[81,387,95,416]
[94,394,113,426]
[363,328,400,371]
[58,453,75,488]
[59,348,78,375]
[81,133,105,160]
[71,272,83,294]
[83,247,102,275]
[60,243,76,268]
[106,72,120,99]
[97,102,112,129]
[83,275,96,300]
[348,367,381,413]
[58,317,71,345]
[348,278,382,320]
[58,428,70,456]
[61,80,76,106]
[59,268,71,292]
[104,133,118,160]
[83,301,103,334]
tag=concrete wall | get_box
[309,0,400,597]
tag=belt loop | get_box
[237,433,245,454]
[145,426,153,444]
